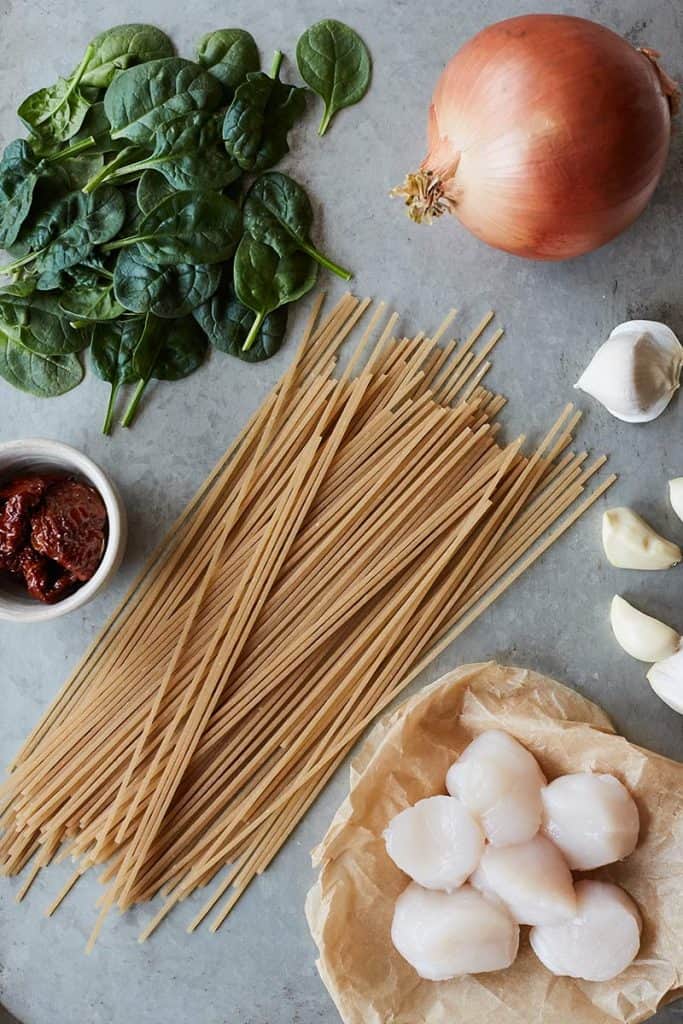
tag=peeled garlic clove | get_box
[610,595,679,662]
[541,773,639,870]
[391,882,519,980]
[446,730,546,846]
[575,319,683,423]
[602,507,681,569]
[647,649,683,713]
[470,834,576,926]
[384,795,484,890]
[530,880,641,982]
[669,478,683,522]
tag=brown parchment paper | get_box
[306,663,683,1024]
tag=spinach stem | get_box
[270,50,283,79]
[101,234,151,253]
[121,379,146,428]
[69,44,95,94]
[102,385,118,436]
[300,241,352,281]
[242,309,267,351]
[317,105,333,137]
[0,248,45,276]
[51,135,97,162]
[83,148,136,194]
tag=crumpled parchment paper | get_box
[306,663,683,1024]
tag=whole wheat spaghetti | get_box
[0,294,615,947]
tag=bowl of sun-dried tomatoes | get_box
[0,439,126,622]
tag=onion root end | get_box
[390,170,457,224]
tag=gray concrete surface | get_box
[1,0,682,1021]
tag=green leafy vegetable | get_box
[136,170,175,214]
[193,275,287,362]
[0,333,83,396]
[0,290,85,395]
[103,57,223,145]
[0,289,89,355]
[196,29,259,92]
[91,319,138,432]
[18,45,96,150]
[121,312,207,426]
[0,141,46,247]
[72,102,129,155]
[0,19,367,423]
[296,19,371,135]
[80,24,176,88]
[233,229,317,351]
[103,189,241,266]
[59,283,125,322]
[242,171,351,279]
[0,187,125,280]
[223,51,307,172]
[113,247,221,317]
[104,112,240,191]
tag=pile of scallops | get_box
[386,730,642,983]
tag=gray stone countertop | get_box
[0,0,682,1021]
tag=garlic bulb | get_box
[602,507,681,570]
[669,478,683,523]
[575,320,683,422]
[647,650,683,714]
[610,595,679,662]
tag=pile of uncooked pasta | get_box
[0,293,613,949]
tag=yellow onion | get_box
[393,14,678,260]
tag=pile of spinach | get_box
[0,20,371,433]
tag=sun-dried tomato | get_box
[0,473,108,603]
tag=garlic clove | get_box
[647,650,683,714]
[610,595,679,662]
[575,320,683,423]
[602,507,681,570]
[669,478,683,523]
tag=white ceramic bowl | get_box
[0,439,126,623]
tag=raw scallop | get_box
[446,729,546,845]
[384,795,484,890]
[541,772,639,870]
[530,880,642,981]
[392,882,519,980]
[470,834,576,925]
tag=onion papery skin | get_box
[402,15,676,260]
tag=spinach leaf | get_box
[18,45,96,150]
[233,229,317,351]
[105,113,240,191]
[242,171,351,279]
[59,150,105,190]
[1,187,125,280]
[0,294,84,394]
[196,28,259,93]
[0,290,88,355]
[104,189,241,266]
[91,319,138,433]
[121,312,207,426]
[80,24,176,88]
[73,102,129,154]
[103,58,223,145]
[59,283,125,323]
[0,329,83,396]
[136,170,175,215]
[223,52,307,172]
[296,19,371,135]
[193,275,287,362]
[113,247,221,317]
[0,141,45,247]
